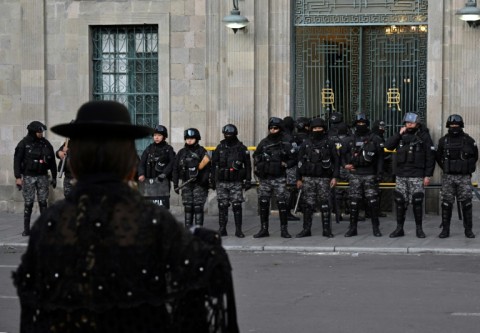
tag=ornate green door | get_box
[294,0,428,136]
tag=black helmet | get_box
[27,121,47,132]
[295,117,310,130]
[330,112,343,124]
[403,112,420,124]
[268,117,283,130]
[354,113,370,127]
[154,125,168,138]
[446,114,464,128]
[309,117,327,130]
[283,116,295,132]
[184,128,201,140]
[222,124,238,136]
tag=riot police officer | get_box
[340,114,384,237]
[253,117,296,238]
[296,117,339,238]
[138,125,176,208]
[385,112,436,238]
[436,114,478,238]
[211,124,252,238]
[172,128,211,228]
[14,121,57,236]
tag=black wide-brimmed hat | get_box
[51,101,153,139]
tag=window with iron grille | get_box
[92,25,158,153]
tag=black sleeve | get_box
[13,139,26,179]
[330,141,340,179]
[46,142,57,179]
[162,146,176,178]
[243,146,252,182]
[137,146,150,177]
[423,133,436,177]
[436,137,445,170]
[385,132,402,151]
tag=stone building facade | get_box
[0,0,479,213]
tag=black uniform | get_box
[172,138,210,228]
[138,141,176,208]
[14,122,57,236]
[340,123,384,237]
[296,128,339,237]
[253,118,296,238]
[385,120,435,238]
[211,135,252,238]
[436,120,478,238]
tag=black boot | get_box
[461,199,475,238]
[218,202,229,236]
[232,202,245,238]
[345,199,358,237]
[254,197,270,238]
[413,192,425,238]
[321,201,333,238]
[367,196,382,237]
[184,205,194,229]
[22,203,33,237]
[296,205,312,238]
[278,200,292,238]
[390,191,405,238]
[194,205,204,227]
[439,201,452,238]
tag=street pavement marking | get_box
[451,312,480,316]
[0,265,17,268]
[0,295,18,299]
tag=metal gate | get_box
[294,25,427,136]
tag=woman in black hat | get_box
[12,101,239,333]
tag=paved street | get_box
[1,250,480,333]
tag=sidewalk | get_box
[1,204,480,255]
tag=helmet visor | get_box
[185,129,196,137]
[403,113,419,123]
[448,115,463,123]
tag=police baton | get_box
[176,177,196,191]
[294,189,302,214]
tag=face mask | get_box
[448,128,462,136]
[311,131,325,140]
[406,127,418,134]
[355,124,368,134]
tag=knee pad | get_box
[441,201,453,209]
[350,200,359,213]
[232,202,242,212]
[277,200,287,211]
[218,201,229,210]
[461,199,472,210]
[194,205,203,214]
[184,205,193,213]
[320,201,330,213]
[412,192,424,205]
[393,190,405,205]
[366,196,378,207]
[258,197,270,207]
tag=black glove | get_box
[16,184,22,191]
[157,173,166,181]
[174,185,180,194]
[209,179,216,191]
[51,179,57,189]
[243,180,252,191]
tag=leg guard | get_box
[194,205,204,226]
[254,197,270,238]
[345,199,359,237]
[439,201,452,239]
[38,200,48,214]
[461,199,475,238]
[412,192,425,238]
[278,200,292,238]
[320,201,333,238]
[218,201,229,236]
[23,202,33,236]
[366,196,382,237]
[184,205,194,229]
[390,190,406,238]
[296,205,313,238]
[232,202,244,238]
